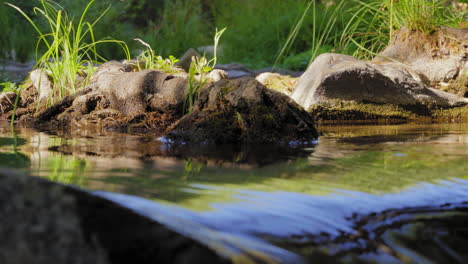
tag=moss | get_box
[263,113,274,121]
[309,101,468,122]
[220,84,236,96]
[437,72,468,97]
[262,76,298,95]
[432,105,468,121]
[249,104,279,130]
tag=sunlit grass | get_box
[342,0,465,60]
[133,38,180,73]
[6,0,130,106]
[280,0,465,64]
[185,27,226,113]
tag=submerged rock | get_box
[166,77,318,144]
[291,53,468,111]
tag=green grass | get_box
[137,0,212,59]
[1,0,466,72]
[7,0,130,106]
[212,0,318,69]
[276,0,348,68]
[341,0,466,60]
[132,38,180,73]
[185,27,226,114]
[0,82,19,93]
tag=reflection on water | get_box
[0,122,467,263]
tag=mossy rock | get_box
[309,101,468,123]
[256,72,298,95]
[166,77,318,144]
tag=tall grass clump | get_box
[133,38,180,73]
[6,0,130,106]
[340,0,466,59]
[279,0,466,67]
[185,27,226,114]
[276,0,348,68]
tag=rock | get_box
[0,169,228,264]
[373,27,468,82]
[30,69,52,104]
[255,72,298,95]
[72,93,107,115]
[175,48,201,72]
[166,77,318,144]
[205,69,228,82]
[196,45,223,58]
[291,53,468,111]
[91,61,188,116]
[194,69,228,83]
[35,87,93,123]
[0,92,17,115]
[90,60,133,79]
[254,67,303,77]
[214,63,255,78]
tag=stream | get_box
[1,121,467,263]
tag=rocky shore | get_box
[1,27,467,142]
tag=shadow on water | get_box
[1,121,468,263]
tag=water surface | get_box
[1,121,467,263]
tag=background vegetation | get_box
[0,0,466,71]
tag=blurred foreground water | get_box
[1,121,467,263]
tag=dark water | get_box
[1,121,468,263]
[0,60,34,84]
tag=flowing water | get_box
[1,121,468,263]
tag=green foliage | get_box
[7,0,130,106]
[278,0,466,66]
[140,0,212,58]
[282,0,349,67]
[185,27,226,113]
[0,82,19,93]
[387,0,464,33]
[0,2,37,61]
[133,38,180,73]
[1,0,466,70]
[341,0,466,60]
[212,0,310,68]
